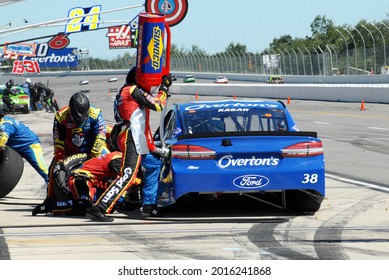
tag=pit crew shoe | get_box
[140,204,163,218]
[86,205,114,222]
[32,197,53,216]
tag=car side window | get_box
[163,110,176,139]
[153,110,175,142]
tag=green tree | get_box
[224,42,247,54]
[310,15,334,37]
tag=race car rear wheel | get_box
[284,189,324,213]
[22,105,30,114]
[0,146,24,198]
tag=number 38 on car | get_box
[155,99,325,213]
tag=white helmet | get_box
[26,78,31,84]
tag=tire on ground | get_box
[0,146,24,198]
[285,189,324,213]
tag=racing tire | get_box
[284,189,324,213]
[51,153,88,201]
[0,146,24,198]
[22,105,30,114]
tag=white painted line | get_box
[368,127,389,131]
[326,173,389,192]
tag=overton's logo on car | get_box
[217,155,279,168]
[233,174,270,189]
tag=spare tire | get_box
[0,146,24,198]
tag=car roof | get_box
[175,99,286,112]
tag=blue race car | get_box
[155,99,325,213]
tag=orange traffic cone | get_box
[233,95,236,100]
[195,93,199,99]
[287,96,291,104]
[360,100,365,111]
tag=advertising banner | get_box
[20,47,78,68]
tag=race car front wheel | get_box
[0,146,24,198]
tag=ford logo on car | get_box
[233,174,270,189]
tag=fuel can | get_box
[135,12,171,92]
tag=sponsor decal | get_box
[19,47,78,68]
[106,25,137,49]
[147,26,163,70]
[63,153,87,165]
[218,155,279,169]
[233,174,270,189]
[145,0,188,27]
[101,167,133,203]
[184,102,278,111]
[187,166,199,170]
[101,185,121,204]
[4,42,36,57]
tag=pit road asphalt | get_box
[1,75,389,261]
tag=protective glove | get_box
[153,146,170,158]
[159,74,172,94]
[52,161,64,176]
[53,161,70,193]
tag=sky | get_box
[1,0,389,59]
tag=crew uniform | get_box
[86,67,171,222]
[0,109,49,183]
[21,78,39,111]
[66,151,123,215]
[2,82,15,114]
[32,92,109,216]
[34,82,55,112]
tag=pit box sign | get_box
[65,5,102,33]
[106,25,137,49]
[12,60,41,74]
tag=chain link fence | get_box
[73,45,387,76]
[3,46,386,76]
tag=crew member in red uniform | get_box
[86,67,172,222]
[66,151,123,215]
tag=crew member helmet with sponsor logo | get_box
[26,78,31,84]
[69,91,90,125]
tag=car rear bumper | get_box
[171,157,325,199]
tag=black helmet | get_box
[5,81,12,88]
[277,120,287,131]
[8,79,14,86]
[125,66,136,84]
[69,92,90,124]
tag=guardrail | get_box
[3,71,389,104]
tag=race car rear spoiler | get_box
[178,131,318,140]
